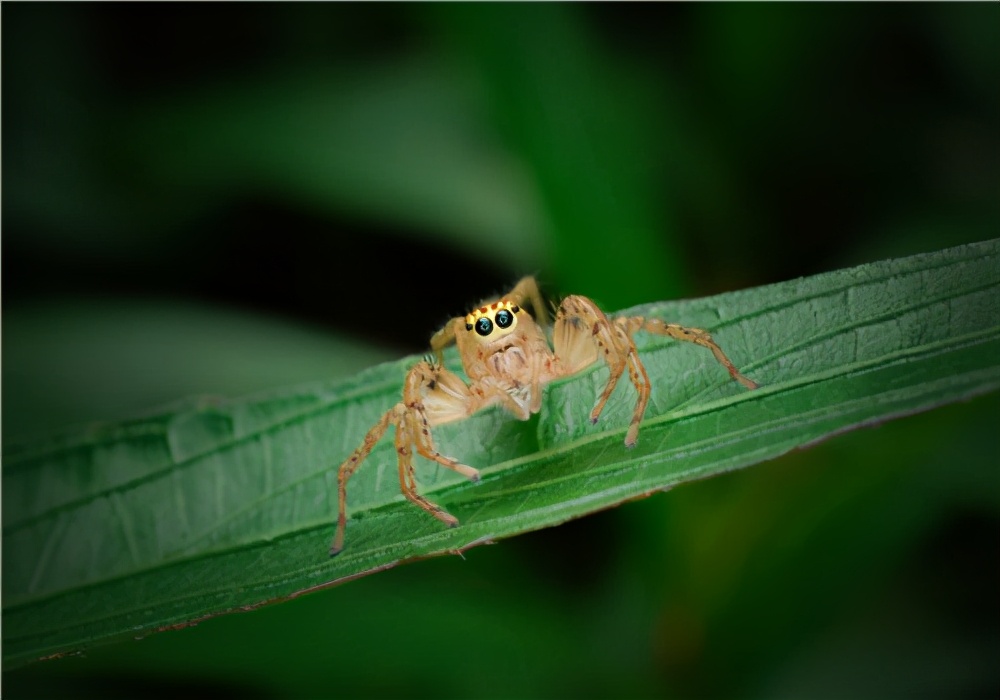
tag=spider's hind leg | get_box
[637,318,759,390]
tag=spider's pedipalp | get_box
[551,304,600,375]
[415,361,476,427]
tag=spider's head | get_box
[465,300,520,344]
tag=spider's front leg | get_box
[552,295,758,448]
[330,361,480,556]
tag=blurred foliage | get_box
[3,3,998,699]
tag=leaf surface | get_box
[4,239,999,666]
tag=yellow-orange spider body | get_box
[330,277,757,555]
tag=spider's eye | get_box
[475,317,493,336]
[495,309,513,329]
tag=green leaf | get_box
[4,239,999,667]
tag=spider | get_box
[330,276,758,555]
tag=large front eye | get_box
[495,309,513,329]
[475,317,493,336]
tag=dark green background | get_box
[3,4,998,699]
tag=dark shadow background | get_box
[3,4,998,699]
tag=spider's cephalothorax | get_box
[329,277,758,555]
[465,299,520,337]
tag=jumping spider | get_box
[330,276,758,555]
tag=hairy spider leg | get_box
[395,412,460,529]
[330,361,482,556]
[633,318,759,391]
[616,318,654,447]
[553,295,651,447]
[331,407,396,556]
[553,297,760,449]
[403,362,481,478]
[332,359,541,556]
[502,275,551,327]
